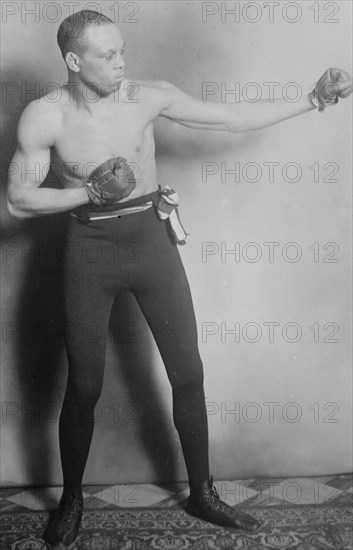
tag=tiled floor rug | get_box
[1,503,352,550]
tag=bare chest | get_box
[53,101,157,183]
[61,108,147,156]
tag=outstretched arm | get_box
[159,68,352,133]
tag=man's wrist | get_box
[307,91,319,110]
[75,186,90,205]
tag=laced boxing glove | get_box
[310,68,352,112]
[84,157,136,205]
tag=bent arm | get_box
[7,102,88,219]
[159,82,315,133]
[7,149,88,219]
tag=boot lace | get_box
[207,476,220,500]
[58,492,83,530]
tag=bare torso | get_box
[51,79,165,199]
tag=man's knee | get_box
[170,361,204,389]
[65,380,103,409]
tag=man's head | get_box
[57,10,125,95]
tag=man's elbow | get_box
[7,193,33,219]
[224,116,247,134]
[225,109,252,134]
[225,121,243,134]
[7,200,25,219]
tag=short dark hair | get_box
[57,10,115,59]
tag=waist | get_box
[71,188,161,222]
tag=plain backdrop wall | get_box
[1,0,352,487]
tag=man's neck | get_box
[65,75,129,111]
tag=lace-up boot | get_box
[44,491,83,548]
[185,476,261,532]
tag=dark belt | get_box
[71,185,188,244]
[71,188,161,221]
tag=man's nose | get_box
[114,54,125,69]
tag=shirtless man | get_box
[7,10,352,549]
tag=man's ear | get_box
[65,52,81,73]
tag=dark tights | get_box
[60,207,209,494]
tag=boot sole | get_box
[185,502,261,533]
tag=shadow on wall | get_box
[1,69,179,487]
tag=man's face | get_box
[77,24,125,95]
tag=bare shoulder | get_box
[17,91,65,149]
[127,79,182,109]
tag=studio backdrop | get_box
[1,0,352,487]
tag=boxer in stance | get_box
[7,10,352,548]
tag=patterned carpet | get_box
[1,475,352,549]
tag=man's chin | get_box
[114,74,125,82]
[109,79,123,91]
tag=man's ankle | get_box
[62,487,83,499]
[189,476,214,497]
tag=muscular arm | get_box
[159,82,315,133]
[7,101,88,219]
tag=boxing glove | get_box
[84,157,136,205]
[310,68,352,112]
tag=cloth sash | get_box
[153,185,188,244]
